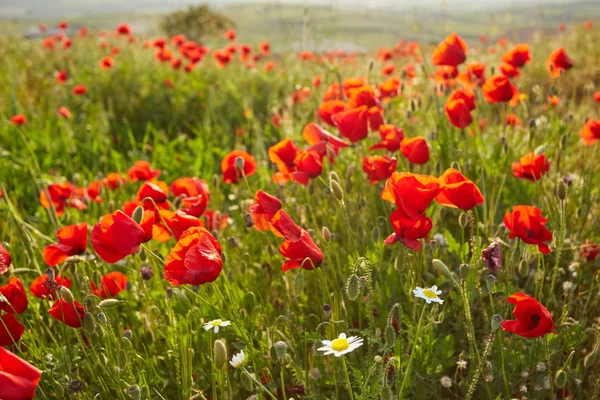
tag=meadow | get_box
[0,16,599,400]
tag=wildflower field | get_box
[0,16,600,400]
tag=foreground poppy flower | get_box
[48,299,85,328]
[580,118,600,146]
[384,207,433,251]
[40,182,75,216]
[432,33,467,67]
[0,314,25,347]
[248,190,282,230]
[0,243,11,274]
[138,209,171,243]
[400,136,430,165]
[302,123,349,155]
[0,346,41,400]
[43,223,88,266]
[445,95,473,129]
[501,292,556,338]
[501,44,531,68]
[92,271,128,298]
[511,152,550,182]
[318,100,349,126]
[268,138,300,173]
[482,75,520,106]
[160,210,201,239]
[0,278,28,314]
[270,210,323,272]
[435,168,484,210]
[369,124,404,152]
[10,114,26,126]
[362,156,397,184]
[504,206,552,254]
[91,210,146,263]
[546,47,573,78]
[221,150,257,184]
[332,105,369,143]
[29,274,71,300]
[128,161,161,182]
[378,77,401,100]
[381,172,441,218]
[164,226,223,286]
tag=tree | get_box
[160,4,234,43]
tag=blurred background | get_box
[1,0,599,49]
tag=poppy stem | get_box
[341,355,355,400]
[545,336,556,400]
[242,367,278,400]
[465,331,495,400]
[398,304,427,397]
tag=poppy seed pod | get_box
[46,268,55,282]
[274,341,287,361]
[322,304,332,318]
[214,339,227,369]
[140,265,153,280]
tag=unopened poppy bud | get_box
[346,274,360,301]
[458,212,468,228]
[490,66,495,75]
[534,144,546,155]
[459,263,469,279]
[46,268,55,282]
[123,329,133,340]
[329,171,341,184]
[97,312,107,325]
[83,314,96,335]
[519,260,529,276]
[555,369,567,388]
[166,287,173,300]
[211,174,219,187]
[60,286,74,303]
[384,325,396,347]
[138,246,147,261]
[241,371,254,391]
[140,265,153,280]
[117,349,127,369]
[329,179,344,202]
[227,236,239,248]
[274,341,287,361]
[450,161,460,171]
[132,206,144,224]
[322,226,332,241]
[107,200,115,213]
[410,98,417,112]
[293,271,304,293]
[491,314,503,331]
[485,275,496,292]
[214,339,227,369]
[234,156,245,171]
[432,259,452,280]
[374,355,383,364]
[322,304,332,318]
[52,380,65,397]
[528,118,536,129]
[128,385,141,400]
[557,180,567,200]
[243,213,254,228]
[380,385,394,400]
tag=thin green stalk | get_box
[341,356,355,400]
[465,332,495,400]
[399,304,426,397]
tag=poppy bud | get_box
[322,226,332,241]
[97,312,108,325]
[128,385,141,400]
[117,349,127,369]
[329,171,341,184]
[432,259,452,280]
[243,213,254,228]
[293,271,304,293]
[459,263,469,279]
[380,385,394,400]
[234,156,245,171]
[123,329,133,340]
[60,286,74,303]
[214,339,227,368]
[274,341,287,361]
[132,206,144,224]
[557,180,567,200]
[374,355,383,363]
[329,179,344,202]
[410,98,417,112]
[83,313,96,334]
[555,369,567,388]
[52,380,65,397]
[67,379,85,394]
[534,144,546,155]
[486,275,496,292]
[166,287,173,300]
[490,66,495,75]
[450,161,460,170]
[528,118,536,129]
[519,260,529,276]
[46,267,55,282]
[107,200,115,213]
[99,299,121,309]
[346,274,360,301]
[458,212,468,228]
[138,246,147,261]
[491,314,503,331]
[384,325,396,347]
[322,304,332,318]
[241,371,254,391]
[227,237,239,248]
[140,265,153,280]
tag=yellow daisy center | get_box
[423,289,438,299]
[211,320,222,327]
[332,338,349,351]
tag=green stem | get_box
[280,366,287,400]
[341,356,355,400]
[399,304,427,397]
[545,336,556,400]
[465,332,495,400]
[242,367,278,400]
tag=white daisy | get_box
[229,350,245,369]
[413,285,444,304]
[203,319,231,333]
[317,333,364,357]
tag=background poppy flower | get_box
[435,168,484,210]
[546,47,573,78]
[504,205,553,254]
[163,226,223,286]
[318,100,349,126]
[100,56,115,70]
[48,299,85,328]
[221,150,257,184]
[104,173,127,189]
[362,156,397,184]
[332,105,369,143]
[511,152,550,181]
[0,346,41,399]
[270,211,323,272]
[128,161,161,182]
[400,136,430,164]
[582,240,599,262]
[432,32,467,66]
[57,106,72,119]
[580,118,600,145]
[91,210,146,263]
[92,271,128,298]
[10,114,26,126]
[0,244,10,275]
[136,181,169,205]
[302,123,349,154]
[43,223,88,266]
[369,124,404,152]
[482,75,520,106]
[0,278,28,314]
[180,195,209,217]
[72,85,87,95]
[381,172,440,218]
[268,138,299,173]
[501,44,531,68]
[384,207,433,251]
[29,274,71,300]
[0,314,25,347]
[39,182,75,216]
[445,97,473,129]
[501,292,556,338]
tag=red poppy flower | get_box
[547,96,560,106]
[259,41,270,56]
[503,206,553,254]
[57,106,71,119]
[348,85,379,108]
[102,173,125,189]
[546,47,573,78]
[268,139,300,173]
[92,272,128,299]
[48,299,85,328]
[585,21,593,29]
[164,226,222,286]
[482,75,520,106]
[270,211,323,272]
[160,210,202,239]
[136,181,169,205]
[213,50,232,68]
[40,182,75,216]
[116,23,131,35]
[91,210,146,263]
[221,150,257,184]
[128,161,161,182]
[432,33,467,67]
[58,21,68,30]
[0,346,41,399]
[203,210,228,232]
[332,105,369,143]
[318,100,349,126]
[29,274,71,300]
[383,207,433,251]
[511,152,550,182]
[224,29,236,41]
[39,23,47,31]
[0,314,24,347]
[445,97,473,129]
[381,172,441,218]
[368,106,384,131]
[139,209,172,243]
[435,168,484,210]
[72,85,87,95]
[381,64,396,77]
[292,149,323,183]
[506,114,522,127]
[369,124,403,152]
[0,278,28,315]
[501,44,531,68]
[100,56,115,70]
[501,292,556,338]
[55,69,68,84]
[378,77,401,100]
[302,123,349,155]
[0,244,10,275]
[363,156,397,184]
[42,223,88,267]
[400,136,430,165]
[580,118,600,146]
[10,114,26,126]
[582,240,599,262]
[248,190,282,231]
